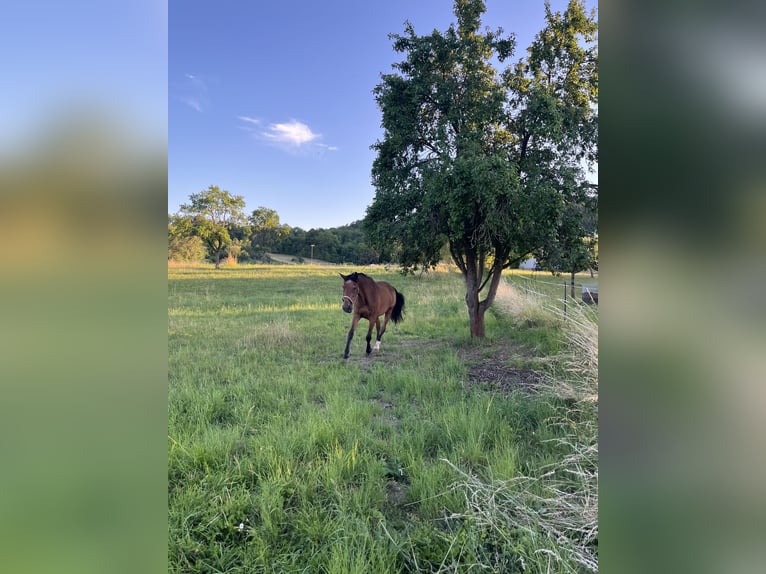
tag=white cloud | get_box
[263,120,319,146]
[237,115,261,125]
[239,116,338,153]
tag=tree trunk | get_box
[460,252,507,338]
[466,293,485,337]
[215,250,221,269]
[464,267,486,338]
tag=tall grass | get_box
[551,300,598,403]
[494,279,598,401]
[435,279,599,573]
[492,280,561,330]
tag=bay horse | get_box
[339,272,405,359]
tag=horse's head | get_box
[340,272,360,313]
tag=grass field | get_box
[265,253,336,266]
[168,264,598,573]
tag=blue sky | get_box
[169,0,597,230]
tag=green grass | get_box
[169,264,598,573]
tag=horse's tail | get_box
[391,290,405,324]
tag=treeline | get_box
[168,184,597,277]
[168,186,380,266]
[275,223,380,265]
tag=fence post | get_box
[563,282,567,317]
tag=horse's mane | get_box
[347,272,370,283]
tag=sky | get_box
[169,0,598,230]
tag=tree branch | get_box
[450,241,467,274]
[479,258,507,311]
[518,130,532,167]
[478,267,493,292]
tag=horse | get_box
[339,272,405,359]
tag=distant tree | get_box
[247,206,289,261]
[275,226,306,259]
[226,238,244,263]
[365,0,598,337]
[271,221,378,265]
[167,235,205,262]
[306,228,340,262]
[537,186,597,297]
[168,215,207,261]
[336,221,379,264]
[178,185,247,269]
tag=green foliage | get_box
[178,185,247,268]
[168,216,207,261]
[246,206,290,261]
[170,206,386,268]
[366,0,597,338]
[274,221,379,265]
[536,187,597,281]
[226,237,244,262]
[168,234,206,262]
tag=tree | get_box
[226,238,244,263]
[269,221,378,265]
[336,221,379,264]
[275,226,306,260]
[178,185,247,269]
[168,215,207,262]
[365,0,597,337]
[537,187,597,297]
[247,206,289,261]
[306,228,340,262]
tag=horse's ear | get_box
[339,273,346,280]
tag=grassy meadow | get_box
[168,264,598,573]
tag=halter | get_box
[342,293,358,308]
[342,280,359,309]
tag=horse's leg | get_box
[365,319,375,355]
[344,315,360,359]
[375,311,392,351]
[372,317,382,352]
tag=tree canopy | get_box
[178,185,247,269]
[365,0,598,337]
[245,206,290,261]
